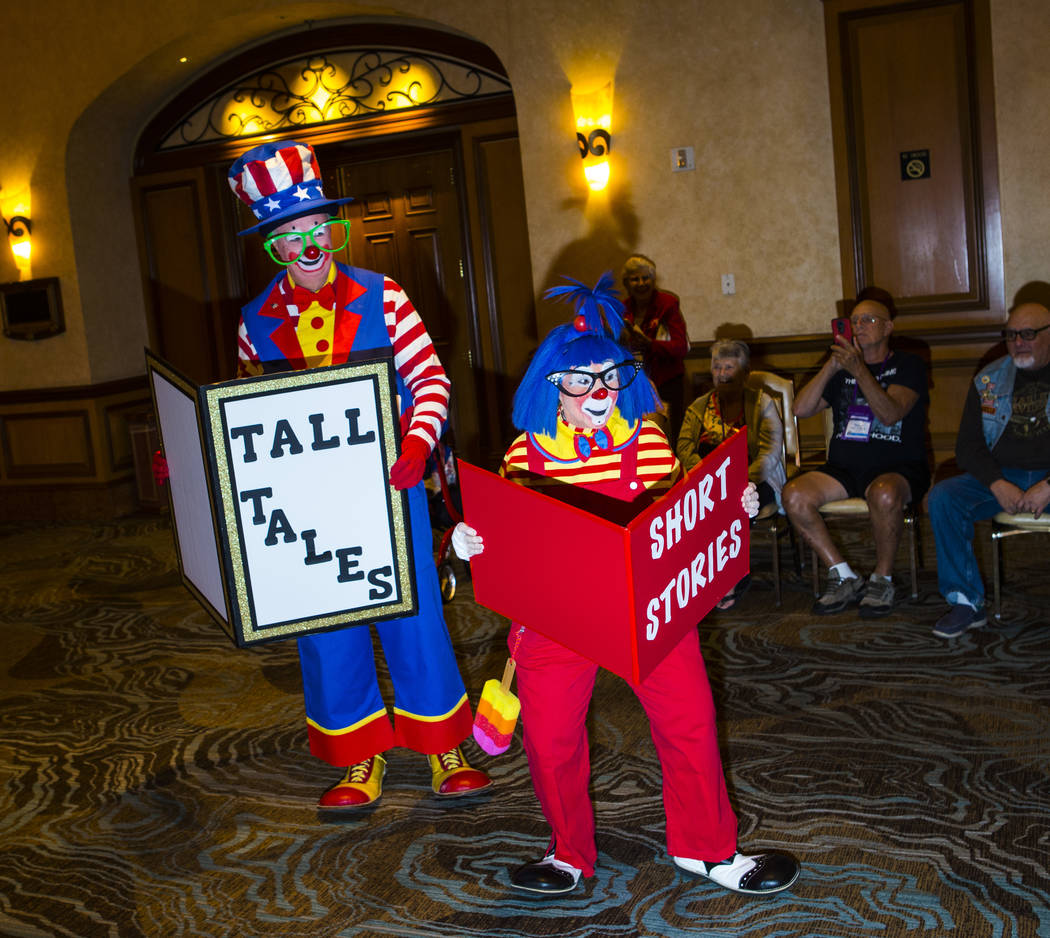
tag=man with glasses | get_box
[928,301,1050,638]
[783,286,929,617]
[227,141,491,808]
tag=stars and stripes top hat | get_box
[228,141,353,236]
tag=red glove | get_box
[389,436,430,490]
[152,450,169,487]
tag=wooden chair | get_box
[990,511,1050,622]
[746,370,800,606]
[808,408,920,599]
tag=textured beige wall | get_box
[988,0,1050,308]
[0,0,1043,392]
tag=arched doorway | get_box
[131,23,536,466]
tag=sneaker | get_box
[932,604,987,638]
[812,571,865,615]
[859,575,895,618]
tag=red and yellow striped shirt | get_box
[500,413,680,494]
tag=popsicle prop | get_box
[473,657,520,755]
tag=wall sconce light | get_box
[3,210,32,278]
[572,82,613,192]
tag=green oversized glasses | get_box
[263,219,350,265]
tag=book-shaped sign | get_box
[146,351,417,646]
[459,430,749,684]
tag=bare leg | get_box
[864,473,910,578]
[781,471,849,567]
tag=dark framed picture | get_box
[0,277,64,340]
[147,350,417,647]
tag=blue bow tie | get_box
[573,427,612,461]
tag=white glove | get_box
[741,482,759,519]
[451,522,484,560]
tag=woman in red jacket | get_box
[621,254,690,445]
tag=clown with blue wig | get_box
[453,274,800,897]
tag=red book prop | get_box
[460,430,750,684]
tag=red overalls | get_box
[511,434,739,876]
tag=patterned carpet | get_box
[0,513,1047,938]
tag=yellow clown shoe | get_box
[317,754,386,809]
[429,747,492,796]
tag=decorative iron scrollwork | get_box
[2,215,31,238]
[576,129,611,159]
[160,49,512,150]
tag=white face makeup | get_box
[559,360,619,429]
[268,212,334,291]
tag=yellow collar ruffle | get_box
[531,410,640,462]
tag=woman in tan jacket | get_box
[677,339,786,608]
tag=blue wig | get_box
[512,272,661,435]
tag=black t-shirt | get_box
[825,350,929,473]
[957,360,1050,484]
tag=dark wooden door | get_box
[132,167,237,383]
[824,0,1004,319]
[331,147,479,461]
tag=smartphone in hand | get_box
[831,317,853,344]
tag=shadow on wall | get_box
[537,190,640,339]
[713,323,755,341]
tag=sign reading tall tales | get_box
[147,351,417,647]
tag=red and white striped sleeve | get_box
[383,277,451,454]
[236,318,264,378]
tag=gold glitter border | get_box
[201,358,416,644]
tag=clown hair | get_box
[511,272,661,435]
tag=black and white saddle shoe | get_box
[510,850,583,895]
[673,851,799,895]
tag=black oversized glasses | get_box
[1001,324,1050,342]
[546,361,643,396]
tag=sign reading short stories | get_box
[459,430,749,683]
[147,351,416,647]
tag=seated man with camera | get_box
[782,287,929,618]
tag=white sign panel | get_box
[149,365,228,624]
[148,351,416,646]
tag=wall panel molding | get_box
[0,376,152,520]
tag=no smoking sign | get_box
[900,149,931,180]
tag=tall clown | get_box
[453,275,800,896]
[228,140,490,807]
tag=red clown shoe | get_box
[429,747,492,796]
